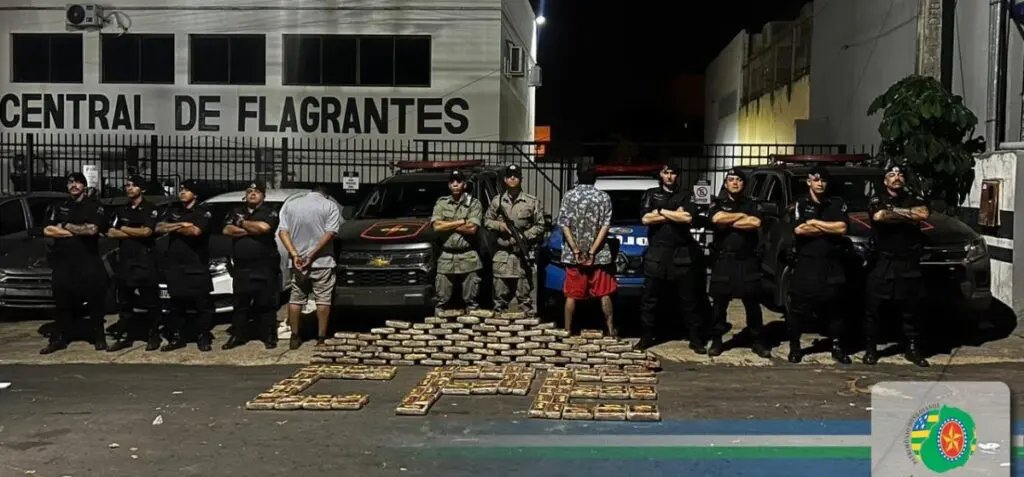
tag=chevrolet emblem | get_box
[380,226,410,235]
[368,256,391,267]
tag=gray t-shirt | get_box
[278,191,342,268]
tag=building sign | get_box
[0,93,470,135]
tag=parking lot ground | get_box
[3,362,1024,477]
[0,299,1019,367]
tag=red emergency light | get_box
[395,159,484,170]
[594,164,664,175]
[769,154,870,164]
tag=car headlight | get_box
[404,251,431,265]
[966,237,988,262]
[0,270,6,282]
[209,258,230,276]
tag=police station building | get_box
[0,0,540,188]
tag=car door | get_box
[756,172,790,295]
[0,198,30,256]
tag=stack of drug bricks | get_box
[310,310,660,371]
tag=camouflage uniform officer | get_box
[484,164,546,313]
[431,170,484,314]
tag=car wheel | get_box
[779,265,793,318]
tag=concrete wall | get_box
[0,0,508,140]
[801,0,919,148]
[965,150,1024,315]
[950,1,991,138]
[704,32,745,144]
[737,76,810,144]
[498,0,536,143]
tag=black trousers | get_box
[640,267,703,341]
[711,295,763,339]
[167,295,214,339]
[864,257,924,342]
[115,278,161,339]
[52,270,108,340]
[231,267,280,341]
[787,294,845,341]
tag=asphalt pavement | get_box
[2,362,1024,477]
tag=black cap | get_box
[449,170,466,182]
[884,161,907,175]
[725,168,746,181]
[181,179,200,193]
[662,162,681,174]
[67,172,88,187]
[808,166,831,180]
[126,174,147,189]
[504,164,522,178]
[246,179,267,193]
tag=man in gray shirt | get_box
[278,184,342,349]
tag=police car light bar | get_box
[769,154,870,164]
[395,160,484,170]
[594,164,664,175]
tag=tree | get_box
[867,75,986,208]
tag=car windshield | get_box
[202,201,285,234]
[606,190,645,225]
[789,174,878,211]
[356,181,452,219]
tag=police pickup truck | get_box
[331,160,505,312]
[539,164,665,309]
[737,155,991,315]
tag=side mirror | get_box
[759,203,780,216]
[341,206,355,221]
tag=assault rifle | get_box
[495,205,533,263]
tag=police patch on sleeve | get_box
[151,210,159,218]
[96,206,104,214]
[204,211,212,218]
[841,202,848,213]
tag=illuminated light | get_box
[768,154,870,164]
[594,164,664,175]
[536,15,546,25]
[395,160,484,170]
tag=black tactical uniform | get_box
[160,180,215,351]
[107,177,164,352]
[223,181,281,350]
[41,173,110,354]
[863,168,930,367]
[787,186,851,364]
[639,180,707,352]
[707,192,769,357]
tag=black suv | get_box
[331,160,505,311]
[730,157,991,315]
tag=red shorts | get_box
[563,266,618,299]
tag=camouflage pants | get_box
[494,276,534,313]
[435,271,481,312]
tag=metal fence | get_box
[0,133,849,216]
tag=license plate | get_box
[159,290,170,299]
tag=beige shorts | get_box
[288,268,336,305]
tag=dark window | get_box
[11,33,83,83]
[101,34,175,84]
[26,197,64,227]
[789,175,877,211]
[282,34,429,87]
[356,181,451,219]
[607,190,645,225]
[0,200,26,236]
[764,177,784,209]
[189,35,266,85]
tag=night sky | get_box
[530,0,812,143]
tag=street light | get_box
[536,15,546,26]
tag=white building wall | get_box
[0,0,506,141]
[966,151,1023,315]
[704,32,744,144]
[802,0,919,148]
[498,0,536,143]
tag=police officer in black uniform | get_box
[107,175,165,352]
[862,163,931,367]
[40,172,110,354]
[638,163,707,352]
[787,166,851,364]
[707,168,770,358]
[222,180,281,350]
[156,179,215,352]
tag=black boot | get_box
[145,331,162,352]
[636,335,656,351]
[707,336,724,357]
[904,340,929,367]
[93,329,108,351]
[197,333,213,352]
[787,338,803,363]
[689,336,708,355]
[40,335,68,355]
[161,333,187,352]
[107,337,135,352]
[222,335,246,350]
[831,340,851,364]
[862,341,879,365]
[751,339,772,359]
[289,335,302,350]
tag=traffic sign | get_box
[692,183,712,205]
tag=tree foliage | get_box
[867,75,986,207]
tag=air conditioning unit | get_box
[505,42,525,77]
[528,64,542,87]
[66,4,105,29]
